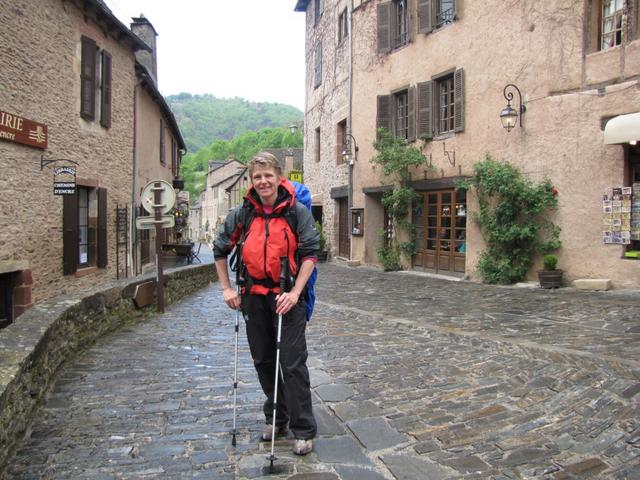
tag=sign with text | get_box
[288,170,303,183]
[53,166,76,195]
[0,110,48,149]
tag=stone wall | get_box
[0,263,217,473]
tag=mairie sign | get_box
[0,109,48,149]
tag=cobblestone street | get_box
[4,263,640,479]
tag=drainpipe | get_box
[348,0,354,262]
[131,83,139,276]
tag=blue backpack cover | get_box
[291,181,318,322]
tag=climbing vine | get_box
[456,156,561,284]
[372,129,431,271]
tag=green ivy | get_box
[372,129,431,270]
[456,156,561,284]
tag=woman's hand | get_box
[275,290,300,315]
[222,287,241,310]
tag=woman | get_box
[213,151,319,455]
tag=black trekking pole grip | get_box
[279,256,288,293]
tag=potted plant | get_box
[316,221,328,262]
[538,254,563,289]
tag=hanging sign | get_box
[53,166,76,195]
[288,170,303,183]
[0,109,48,149]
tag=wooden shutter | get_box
[97,188,108,268]
[454,68,465,133]
[417,81,433,139]
[377,95,392,138]
[160,119,165,164]
[80,36,96,120]
[418,0,433,33]
[100,50,112,128]
[63,193,79,275]
[408,86,416,142]
[377,2,391,53]
[314,43,322,88]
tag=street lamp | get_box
[342,133,359,165]
[500,83,526,132]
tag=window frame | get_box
[160,118,166,165]
[314,42,323,88]
[80,36,97,121]
[336,119,347,165]
[338,8,349,44]
[435,74,455,135]
[315,126,321,162]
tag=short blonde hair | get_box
[248,151,282,177]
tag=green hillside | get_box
[166,93,303,153]
[180,126,303,201]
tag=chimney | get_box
[130,14,158,84]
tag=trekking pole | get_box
[267,256,288,474]
[231,283,240,447]
[230,250,244,447]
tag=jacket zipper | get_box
[263,217,270,278]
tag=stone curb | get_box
[0,263,217,472]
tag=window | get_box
[601,0,624,49]
[63,187,107,275]
[435,0,455,28]
[160,119,165,165]
[377,0,409,52]
[315,127,321,162]
[314,43,323,88]
[80,36,111,127]
[395,90,410,140]
[100,51,112,128]
[376,86,416,141]
[171,138,178,176]
[336,119,347,164]
[418,0,457,34]
[80,36,97,120]
[437,75,455,134]
[338,8,349,44]
[314,0,324,26]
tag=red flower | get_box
[552,187,559,196]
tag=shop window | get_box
[63,187,107,275]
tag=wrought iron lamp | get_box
[500,84,526,132]
[341,133,359,166]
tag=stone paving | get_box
[3,263,640,479]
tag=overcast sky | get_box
[105,0,306,110]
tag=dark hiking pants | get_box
[242,293,317,440]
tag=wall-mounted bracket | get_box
[40,155,79,171]
[443,142,455,167]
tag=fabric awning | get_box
[604,112,640,145]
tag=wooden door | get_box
[412,189,466,273]
[338,197,350,257]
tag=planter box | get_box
[538,269,563,289]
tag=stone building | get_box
[201,159,246,242]
[0,0,150,326]
[130,16,186,274]
[295,0,640,288]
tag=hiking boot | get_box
[293,439,313,455]
[261,423,288,441]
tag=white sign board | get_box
[136,215,175,230]
[141,180,176,215]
